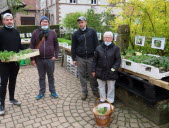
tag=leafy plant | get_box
[126,55,169,72]
[58,38,71,45]
[0,49,34,61]
[0,51,16,61]
[95,107,109,115]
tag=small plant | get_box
[0,51,16,61]
[127,55,169,72]
[58,38,71,45]
[95,107,109,115]
[0,49,34,61]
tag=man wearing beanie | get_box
[30,16,59,100]
[0,13,25,116]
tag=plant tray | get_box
[138,63,169,79]
[5,49,40,62]
[17,49,39,60]
[121,58,169,79]
[121,59,141,73]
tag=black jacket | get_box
[92,42,121,80]
[71,27,98,61]
[0,27,25,53]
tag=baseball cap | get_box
[3,13,13,19]
[77,16,86,21]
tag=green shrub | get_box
[58,38,71,45]
[64,33,72,40]
[50,25,60,37]
[0,25,60,36]
[16,25,39,33]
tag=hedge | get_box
[0,25,60,36]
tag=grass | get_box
[58,38,71,46]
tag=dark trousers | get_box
[36,58,56,94]
[76,56,98,94]
[0,62,19,105]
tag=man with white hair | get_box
[92,31,121,105]
[0,13,25,116]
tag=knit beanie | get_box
[40,16,49,23]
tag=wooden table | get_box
[120,68,169,91]
[59,46,71,67]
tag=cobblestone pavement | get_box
[0,62,160,128]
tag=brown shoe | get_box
[93,92,100,98]
[81,94,87,101]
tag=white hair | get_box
[103,31,113,38]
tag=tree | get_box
[85,9,103,32]
[107,0,169,56]
[62,9,114,35]
[62,12,83,32]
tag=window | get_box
[21,17,35,25]
[91,0,97,4]
[70,0,76,3]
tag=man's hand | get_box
[73,61,77,66]
[31,60,36,66]
[92,72,96,77]
[51,57,56,61]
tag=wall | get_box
[15,11,36,26]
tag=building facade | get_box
[15,0,37,26]
[0,0,37,26]
[39,0,121,25]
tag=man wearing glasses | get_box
[30,16,59,100]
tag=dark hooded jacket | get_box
[92,42,121,80]
[71,27,99,61]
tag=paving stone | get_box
[33,122,41,128]
[41,119,52,125]
[130,118,138,123]
[14,124,24,128]
[50,121,61,127]
[23,120,35,126]
[1,118,13,123]
[72,122,83,128]
[58,117,67,123]
[143,122,153,127]
[130,123,139,128]
[0,62,162,128]
[5,121,14,128]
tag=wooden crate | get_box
[18,49,39,60]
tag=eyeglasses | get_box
[41,21,48,23]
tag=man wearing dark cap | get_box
[30,16,59,100]
[71,16,99,100]
[0,13,25,116]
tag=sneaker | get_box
[0,104,5,116]
[81,94,87,101]
[36,94,44,100]
[9,99,21,106]
[93,91,100,98]
[51,92,59,98]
